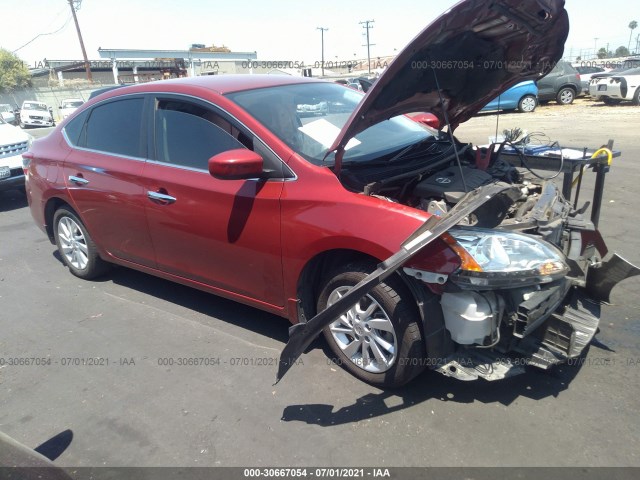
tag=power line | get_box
[12,14,72,53]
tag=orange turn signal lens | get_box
[441,233,483,272]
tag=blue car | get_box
[480,80,538,113]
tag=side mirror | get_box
[208,149,264,180]
[411,112,440,130]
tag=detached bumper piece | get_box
[437,289,600,382]
[515,289,600,368]
[435,350,526,381]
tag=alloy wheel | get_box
[326,286,398,373]
[57,216,89,270]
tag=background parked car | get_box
[19,100,55,128]
[0,114,31,192]
[536,60,581,105]
[590,67,640,105]
[0,104,17,125]
[588,61,640,90]
[575,65,608,94]
[59,98,85,120]
[87,85,124,100]
[480,80,538,113]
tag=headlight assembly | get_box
[443,227,568,289]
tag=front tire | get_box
[53,207,109,279]
[518,94,537,113]
[633,88,640,106]
[556,87,575,105]
[318,263,426,387]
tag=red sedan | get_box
[24,0,636,387]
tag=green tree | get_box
[597,47,609,59]
[0,49,31,92]
[629,20,638,51]
[615,46,630,57]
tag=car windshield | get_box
[226,82,433,166]
[62,101,84,108]
[0,105,10,113]
[23,102,47,111]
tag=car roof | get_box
[104,74,326,97]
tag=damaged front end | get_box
[277,175,638,384]
[419,176,639,382]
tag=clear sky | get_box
[2,0,638,67]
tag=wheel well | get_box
[296,250,378,322]
[44,198,74,243]
[296,248,450,361]
[559,84,577,94]
[295,248,432,324]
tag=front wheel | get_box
[556,87,575,105]
[633,88,640,106]
[53,207,109,279]
[518,94,537,113]
[318,263,426,387]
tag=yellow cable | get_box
[572,148,613,187]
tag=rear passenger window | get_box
[63,109,89,146]
[85,98,144,157]
[154,100,245,170]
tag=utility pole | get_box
[636,34,640,54]
[360,20,375,74]
[317,27,328,77]
[593,37,599,59]
[68,0,92,82]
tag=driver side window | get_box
[154,100,245,170]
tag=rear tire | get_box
[556,87,575,105]
[53,207,109,280]
[633,88,640,106]
[317,263,426,387]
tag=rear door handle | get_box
[68,175,89,185]
[147,191,177,205]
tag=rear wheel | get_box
[633,88,640,106]
[318,263,426,387]
[518,94,537,113]
[53,207,109,279]
[556,87,575,105]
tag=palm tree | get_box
[630,21,638,52]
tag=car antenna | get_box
[431,67,468,193]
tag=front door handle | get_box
[68,175,89,185]
[147,190,177,205]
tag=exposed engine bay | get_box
[334,133,637,382]
[340,134,571,240]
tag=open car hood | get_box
[329,0,568,152]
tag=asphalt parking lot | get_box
[1,101,639,469]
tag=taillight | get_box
[22,152,34,175]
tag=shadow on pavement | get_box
[281,346,593,426]
[107,267,292,344]
[0,189,28,213]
